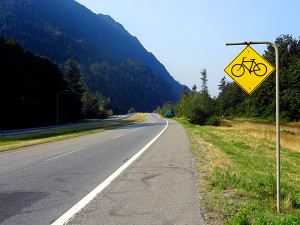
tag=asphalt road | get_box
[0,113,204,225]
[0,113,169,224]
[0,113,137,136]
[68,118,204,225]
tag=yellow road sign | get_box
[224,45,275,94]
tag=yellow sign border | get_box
[224,45,275,94]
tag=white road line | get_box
[112,134,125,139]
[47,147,86,161]
[51,118,168,225]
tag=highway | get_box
[0,114,138,136]
[0,113,168,224]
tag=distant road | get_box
[0,113,170,224]
[0,113,138,136]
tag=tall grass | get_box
[176,118,300,224]
[226,121,300,153]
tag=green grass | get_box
[288,122,300,127]
[0,114,147,152]
[174,118,300,224]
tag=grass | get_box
[0,113,147,152]
[225,120,300,154]
[174,118,300,224]
[288,122,300,127]
[77,115,118,123]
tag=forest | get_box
[0,0,181,108]
[0,36,120,130]
[1,34,298,130]
[158,35,300,125]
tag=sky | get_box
[75,0,300,97]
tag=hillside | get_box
[0,0,183,109]
[0,36,71,129]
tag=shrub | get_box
[186,105,208,125]
[206,116,221,126]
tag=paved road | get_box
[0,114,204,224]
[0,113,164,224]
[68,118,204,225]
[0,113,137,136]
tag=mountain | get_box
[0,0,184,111]
[0,36,73,129]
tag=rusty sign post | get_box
[226,41,280,213]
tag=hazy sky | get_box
[75,0,300,97]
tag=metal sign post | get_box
[226,41,280,213]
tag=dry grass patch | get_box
[175,118,300,224]
[223,121,300,153]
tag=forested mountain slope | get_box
[0,37,70,129]
[0,0,182,113]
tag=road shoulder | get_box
[68,119,205,225]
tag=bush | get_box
[98,109,108,118]
[206,116,221,126]
[186,105,208,125]
[178,94,215,125]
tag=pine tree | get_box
[218,76,228,91]
[65,59,83,95]
[200,67,209,96]
[180,85,188,99]
[192,84,197,93]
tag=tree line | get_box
[0,0,177,111]
[157,35,300,125]
[0,36,112,130]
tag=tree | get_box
[216,82,247,117]
[0,36,71,129]
[128,107,135,113]
[180,85,188,99]
[192,84,197,93]
[81,89,110,119]
[63,59,86,122]
[218,76,228,91]
[200,67,209,96]
[81,89,95,119]
[65,59,84,95]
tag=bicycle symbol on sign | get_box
[231,57,267,77]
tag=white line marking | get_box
[51,117,168,225]
[48,147,86,161]
[112,134,125,139]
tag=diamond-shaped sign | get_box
[224,45,275,94]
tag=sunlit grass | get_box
[220,120,300,153]
[0,113,147,152]
[175,118,300,224]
